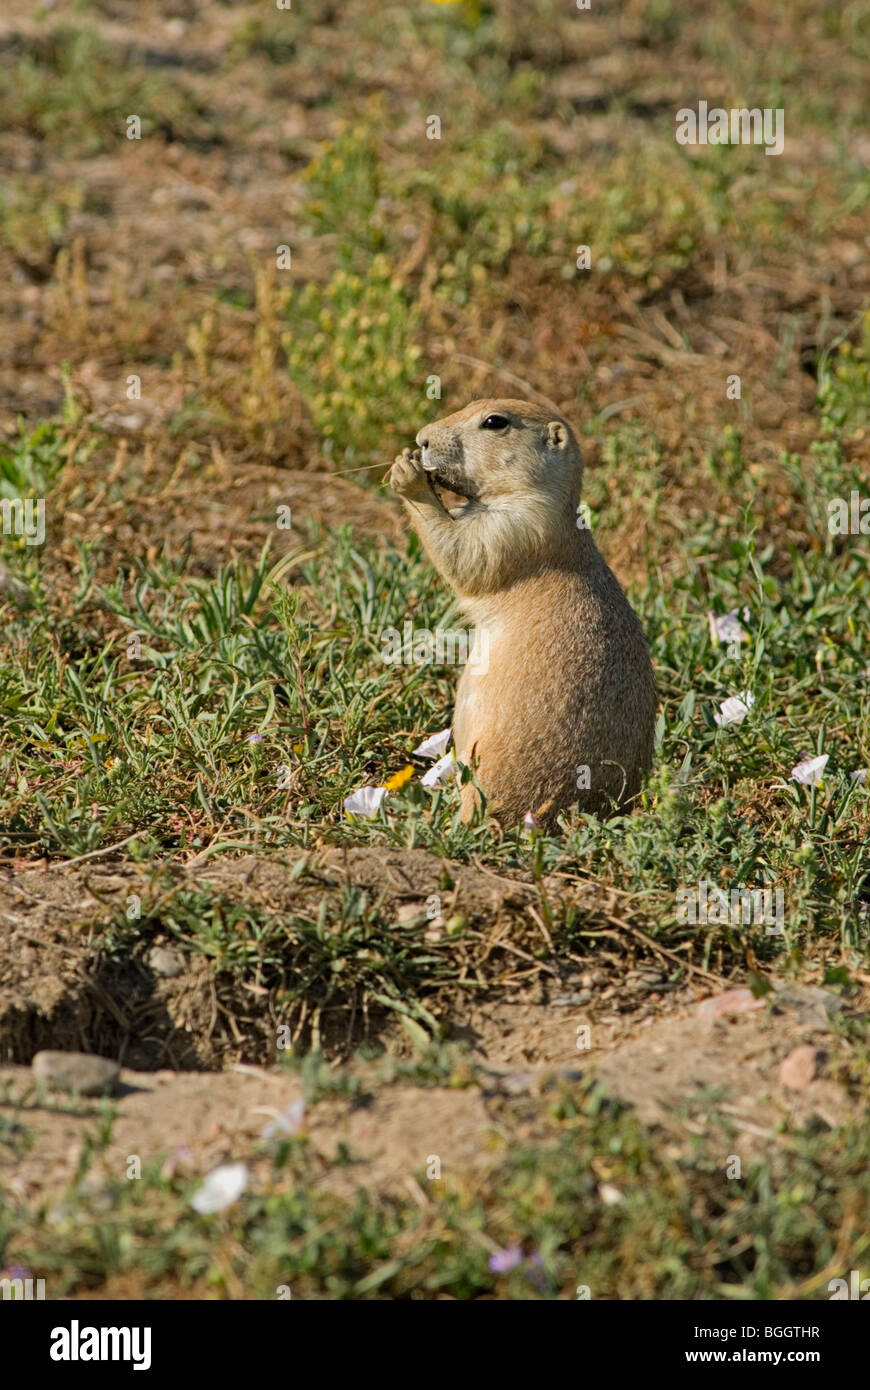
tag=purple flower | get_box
[248,733,264,745]
[525,1251,549,1289]
[488,1245,524,1274]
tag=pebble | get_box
[779,1044,825,1089]
[625,969,666,989]
[148,945,185,978]
[395,901,428,924]
[769,983,845,1027]
[697,988,766,1019]
[482,1065,585,1096]
[32,1050,120,1097]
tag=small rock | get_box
[32,1050,120,1097]
[495,1069,537,1095]
[481,1065,584,1096]
[779,1044,825,1089]
[551,991,591,1006]
[106,412,145,431]
[599,1183,623,1206]
[395,901,427,924]
[697,988,766,1019]
[147,945,185,978]
[79,1173,116,1210]
[769,983,846,1027]
[626,968,665,987]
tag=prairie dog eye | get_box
[480,414,510,431]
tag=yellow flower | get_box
[384,764,415,792]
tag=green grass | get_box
[817,311,870,436]
[2,1050,868,1299]
[0,27,215,155]
[0,418,76,500]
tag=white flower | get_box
[191,1162,248,1214]
[413,728,452,759]
[850,768,867,785]
[790,754,829,786]
[343,786,388,818]
[713,690,754,727]
[707,609,749,645]
[421,752,459,787]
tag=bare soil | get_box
[0,846,861,1206]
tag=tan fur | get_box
[390,398,656,828]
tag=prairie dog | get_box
[390,398,656,827]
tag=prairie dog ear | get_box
[545,420,569,451]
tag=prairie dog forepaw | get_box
[390,446,430,499]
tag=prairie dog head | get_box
[407,399,585,596]
[416,398,583,524]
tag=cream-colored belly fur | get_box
[453,565,655,826]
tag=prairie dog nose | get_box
[416,430,439,470]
